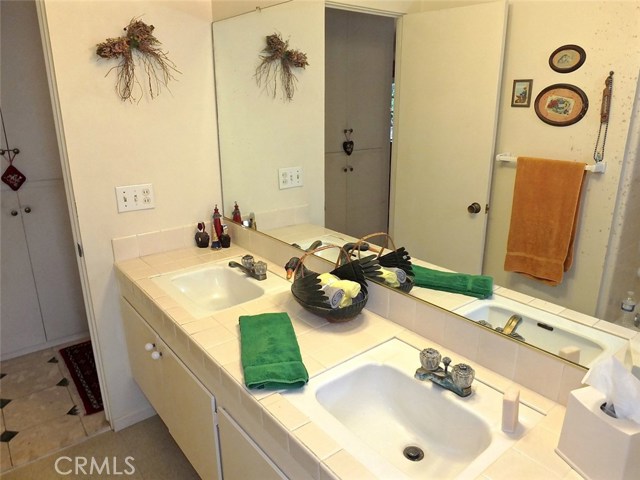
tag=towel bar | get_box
[496,153,606,173]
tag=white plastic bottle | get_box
[620,291,637,327]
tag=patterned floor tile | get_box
[3,385,74,431]
[0,442,11,473]
[7,414,87,467]
[0,361,64,399]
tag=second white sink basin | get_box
[285,338,543,479]
[151,258,290,317]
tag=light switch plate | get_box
[278,167,303,189]
[115,183,155,212]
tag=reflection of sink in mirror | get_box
[285,338,543,479]
[151,259,290,318]
[454,297,628,367]
[294,234,348,261]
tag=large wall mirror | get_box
[212,0,640,369]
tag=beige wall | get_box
[484,1,640,317]
[39,0,220,428]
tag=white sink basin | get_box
[284,338,543,479]
[151,258,290,318]
[454,296,628,367]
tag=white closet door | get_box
[1,190,47,355]
[17,180,87,341]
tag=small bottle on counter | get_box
[212,204,223,239]
[211,228,222,250]
[220,225,231,248]
[620,291,637,326]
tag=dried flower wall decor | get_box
[96,18,180,102]
[255,33,309,101]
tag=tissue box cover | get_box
[556,386,640,480]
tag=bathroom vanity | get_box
[114,224,603,479]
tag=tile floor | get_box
[0,342,110,473]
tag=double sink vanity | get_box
[114,222,636,479]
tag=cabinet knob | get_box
[144,342,155,351]
[24,207,32,213]
[150,351,162,360]
[10,210,18,216]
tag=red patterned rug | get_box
[59,341,104,415]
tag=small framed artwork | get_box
[549,44,586,73]
[534,83,589,126]
[511,79,533,107]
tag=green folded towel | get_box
[412,265,493,299]
[239,312,309,390]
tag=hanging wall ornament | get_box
[0,109,26,191]
[96,18,180,102]
[343,129,354,155]
[255,32,309,101]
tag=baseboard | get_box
[1,331,90,362]
[111,404,157,432]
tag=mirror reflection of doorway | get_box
[324,8,395,239]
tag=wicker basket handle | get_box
[294,244,352,278]
[351,232,397,260]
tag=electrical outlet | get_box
[278,167,303,190]
[115,183,155,212]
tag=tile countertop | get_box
[115,245,584,480]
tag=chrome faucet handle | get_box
[254,261,267,276]
[419,348,441,371]
[452,363,475,389]
[442,357,452,373]
[241,254,255,269]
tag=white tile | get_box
[112,235,139,261]
[476,326,518,379]
[161,226,188,251]
[514,346,563,402]
[413,302,447,345]
[387,291,416,329]
[137,230,165,256]
[443,313,480,361]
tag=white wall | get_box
[213,1,324,230]
[39,0,220,429]
[484,1,640,316]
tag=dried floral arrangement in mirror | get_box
[255,33,309,101]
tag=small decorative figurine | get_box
[195,222,210,248]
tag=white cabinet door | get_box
[218,408,287,480]
[162,347,220,480]
[1,190,47,355]
[120,297,221,480]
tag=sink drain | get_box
[403,445,424,462]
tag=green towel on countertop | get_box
[239,312,309,390]
[412,265,493,299]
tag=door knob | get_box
[24,207,32,213]
[467,202,482,214]
[10,210,18,216]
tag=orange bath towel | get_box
[504,157,586,286]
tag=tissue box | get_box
[556,386,640,480]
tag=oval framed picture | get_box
[534,84,588,127]
[549,44,586,73]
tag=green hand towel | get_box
[412,265,493,299]
[239,312,309,390]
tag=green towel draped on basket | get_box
[412,265,493,299]
[239,312,309,390]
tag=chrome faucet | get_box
[415,348,475,397]
[229,255,268,281]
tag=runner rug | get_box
[59,340,104,415]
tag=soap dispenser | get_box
[220,225,231,248]
[195,222,210,248]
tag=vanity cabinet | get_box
[120,298,221,480]
[218,408,287,480]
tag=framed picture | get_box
[511,79,533,107]
[534,83,589,126]
[549,45,586,73]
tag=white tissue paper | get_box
[582,356,640,424]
